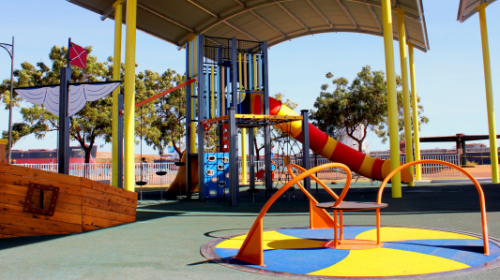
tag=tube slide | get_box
[250,94,412,183]
[168,95,412,193]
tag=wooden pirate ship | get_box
[0,140,137,238]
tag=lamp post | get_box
[0,37,14,164]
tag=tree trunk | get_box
[172,140,182,159]
[84,148,92,163]
[83,143,93,179]
[254,136,260,161]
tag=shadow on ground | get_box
[137,182,500,216]
[3,182,499,253]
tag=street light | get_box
[0,36,15,164]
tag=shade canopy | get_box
[68,0,429,52]
[457,0,497,22]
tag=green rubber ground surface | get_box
[1,181,500,279]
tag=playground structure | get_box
[0,0,494,278]
[0,1,498,278]
[66,0,437,198]
[202,160,495,278]
[162,34,413,205]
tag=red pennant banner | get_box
[69,42,88,69]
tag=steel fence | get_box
[14,154,463,185]
[378,154,461,177]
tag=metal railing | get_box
[378,154,461,177]
[14,154,463,185]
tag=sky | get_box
[1,0,500,156]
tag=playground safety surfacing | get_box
[202,225,500,279]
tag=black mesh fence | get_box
[203,36,263,65]
[203,36,231,65]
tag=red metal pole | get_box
[135,78,197,108]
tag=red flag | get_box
[69,42,88,69]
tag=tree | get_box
[311,66,428,152]
[252,92,298,160]
[1,45,186,163]
[0,45,116,163]
[141,69,186,159]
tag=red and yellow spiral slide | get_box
[250,94,412,183]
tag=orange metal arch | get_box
[235,163,352,266]
[376,159,490,256]
[287,164,342,200]
[287,164,342,229]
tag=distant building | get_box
[10,146,98,164]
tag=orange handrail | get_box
[270,159,278,172]
[287,164,341,200]
[376,159,489,256]
[134,77,197,108]
[235,163,352,265]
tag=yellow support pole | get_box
[396,10,414,186]
[238,53,242,91]
[211,66,215,119]
[408,44,422,180]
[381,0,402,197]
[190,40,197,152]
[239,53,248,184]
[253,54,257,90]
[243,54,247,91]
[124,0,137,192]
[242,127,248,184]
[477,3,499,183]
[112,0,122,187]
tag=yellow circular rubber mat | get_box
[201,226,500,279]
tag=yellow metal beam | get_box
[112,0,122,187]
[238,53,248,184]
[235,114,302,120]
[408,43,422,180]
[242,127,248,184]
[211,65,215,118]
[190,39,197,152]
[381,0,402,197]
[477,3,499,183]
[124,0,137,192]
[199,114,303,126]
[397,10,414,186]
[253,54,257,90]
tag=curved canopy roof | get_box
[457,0,496,22]
[68,0,429,52]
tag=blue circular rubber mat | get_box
[201,226,500,279]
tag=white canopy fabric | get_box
[15,82,120,117]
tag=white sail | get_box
[15,86,61,115]
[15,82,120,117]
[68,82,120,116]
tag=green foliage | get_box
[1,45,185,163]
[0,45,115,163]
[137,69,186,158]
[311,66,428,152]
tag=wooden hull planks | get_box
[0,163,138,239]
